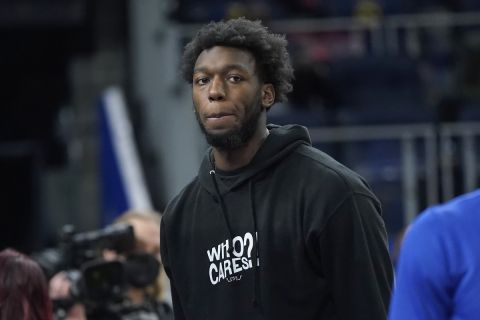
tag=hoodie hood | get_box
[198,124,311,196]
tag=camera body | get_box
[33,223,135,278]
[33,224,161,319]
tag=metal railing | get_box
[308,122,480,226]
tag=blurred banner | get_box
[98,87,152,226]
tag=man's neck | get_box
[212,127,269,172]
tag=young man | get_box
[389,189,480,320]
[161,18,393,320]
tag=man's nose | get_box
[208,76,226,102]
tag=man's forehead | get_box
[194,46,256,71]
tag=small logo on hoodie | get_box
[206,232,258,285]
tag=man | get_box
[112,211,170,304]
[161,17,393,320]
[389,189,480,320]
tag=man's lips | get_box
[204,112,236,129]
[206,112,234,119]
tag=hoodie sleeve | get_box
[319,193,393,320]
[161,217,186,320]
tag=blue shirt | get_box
[389,189,480,320]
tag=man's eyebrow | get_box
[193,64,250,74]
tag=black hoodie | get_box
[161,124,393,320]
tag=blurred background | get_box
[1,0,480,257]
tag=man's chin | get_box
[203,126,235,137]
[204,131,244,151]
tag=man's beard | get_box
[195,101,262,151]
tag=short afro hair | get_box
[181,17,294,103]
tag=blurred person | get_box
[49,210,172,320]
[0,248,54,320]
[110,210,172,310]
[389,189,480,320]
[161,17,393,320]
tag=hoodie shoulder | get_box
[163,175,202,221]
[293,144,379,202]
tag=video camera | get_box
[33,223,161,319]
[33,223,135,279]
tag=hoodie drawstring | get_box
[210,170,234,255]
[209,170,263,314]
[249,181,262,313]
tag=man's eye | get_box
[195,77,209,85]
[228,75,242,82]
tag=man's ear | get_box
[261,84,275,110]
